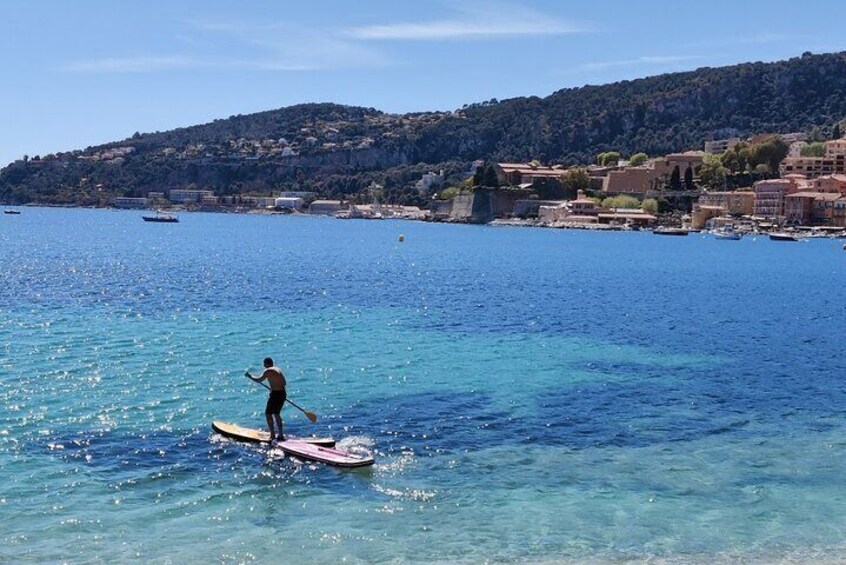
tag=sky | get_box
[2,0,846,167]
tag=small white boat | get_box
[769,232,801,242]
[712,226,742,240]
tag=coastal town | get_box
[100,131,846,239]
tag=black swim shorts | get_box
[265,390,286,415]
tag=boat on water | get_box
[4,209,21,215]
[712,226,742,240]
[652,227,689,236]
[142,211,179,223]
[769,232,802,242]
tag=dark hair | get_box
[263,357,273,367]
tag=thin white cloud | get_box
[62,55,211,73]
[349,1,590,41]
[577,55,703,72]
[63,20,392,74]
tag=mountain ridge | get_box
[3,50,846,205]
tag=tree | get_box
[629,152,648,166]
[601,195,640,209]
[600,151,621,166]
[749,136,789,173]
[641,198,658,214]
[800,142,826,157]
[698,154,727,189]
[482,164,499,187]
[669,165,681,190]
[684,166,694,190]
[560,167,590,195]
[833,122,842,140]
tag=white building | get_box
[275,197,304,209]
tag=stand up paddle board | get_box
[211,421,335,447]
[276,440,375,468]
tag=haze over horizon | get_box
[3,0,846,167]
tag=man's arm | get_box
[245,370,267,382]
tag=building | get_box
[113,197,147,209]
[813,174,846,194]
[415,170,444,195]
[651,151,706,179]
[596,209,656,227]
[308,200,345,215]
[275,197,304,209]
[496,162,566,185]
[784,192,818,225]
[780,139,846,178]
[169,189,215,204]
[704,138,740,155]
[691,205,726,229]
[697,191,755,216]
[753,177,807,219]
[278,191,316,198]
[602,166,653,194]
[570,190,598,217]
[833,197,846,227]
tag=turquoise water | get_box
[1,208,845,563]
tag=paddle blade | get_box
[306,411,318,423]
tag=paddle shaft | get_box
[246,374,318,422]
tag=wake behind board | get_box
[277,440,375,468]
[212,421,335,447]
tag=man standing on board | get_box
[246,357,287,441]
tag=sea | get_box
[1,207,845,564]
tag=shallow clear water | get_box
[1,208,845,563]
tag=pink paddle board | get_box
[276,439,375,468]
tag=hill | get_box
[3,50,846,206]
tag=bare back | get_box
[262,366,286,391]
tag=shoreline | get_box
[7,203,846,239]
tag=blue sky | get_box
[2,0,846,167]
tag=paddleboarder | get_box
[245,357,287,441]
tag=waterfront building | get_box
[169,189,215,203]
[113,197,147,209]
[308,200,346,215]
[753,177,807,219]
[698,191,755,216]
[570,190,598,216]
[274,197,304,209]
[834,197,846,227]
[596,209,656,227]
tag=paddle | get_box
[244,373,319,423]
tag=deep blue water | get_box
[1,207,845,563]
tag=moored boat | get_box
[142,211,179,223]
[652,227,689,236]
[769,232,801,242]
[4,209,21,215]
[712,226,742,240]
